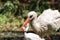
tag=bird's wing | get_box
[37,9,60,22]
[37,9,60,31]
[48,10,60,31]
[37,9,53,31]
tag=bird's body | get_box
[20,9,60,38]
[38,9,60,30]
[32,9,60,31]
[30,9,60,37]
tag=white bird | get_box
[23,23,45,40]
[20,9,60,37]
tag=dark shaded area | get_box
[50,35,60,40]
[0,37,24,40]
[1,0,7,2]
[44,35,60,40]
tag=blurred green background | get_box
[0,0,60,31]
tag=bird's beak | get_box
[19,18,30,31]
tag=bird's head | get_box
[28,11,37,20]
[19,11,37,31]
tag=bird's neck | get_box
[30,17,40,33]
[31,17,37,25]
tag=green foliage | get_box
[0,14,24,31]
[0,14,7,25]
[4,1,14,11]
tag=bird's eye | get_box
[30,15,33,18]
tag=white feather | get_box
[24,23,45,40]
